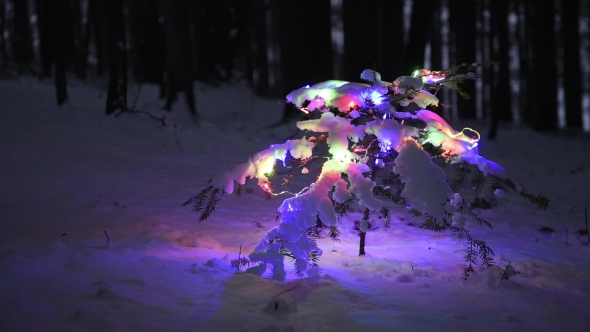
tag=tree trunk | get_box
[562,0,582,128]
[279,0,332,122]
[34,0,54,78]
[0,0,10,70]
[404,0,435,74]
[488,0,510,139]
[380,0,405,78]
[530,1,558,130]
[105,0,127,115]
[191,1,234,83]
[88,0,108,76]
[52,0,68,105]
[581,0,590,132]
[128,0,165,87]
[68,0,88,79]
[248,0,270,96]
[342,0,378,81]
[430,0,442,71]
[161,0,197,116]
[449,0,477,119]
[236,0,253,84]
[12,0,34,66]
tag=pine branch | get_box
[231,245,252,270]
[380,207,391,230]
[329,226,342,242]
[183,186,225,222]
[421,215,445,232]
[373,184,406,206]
[408,208,423,217]
[457,199,492,229]
[499,261,521,281]
[334,194,356,218]
[450,162,472,192]
[305,215,327,239]
[519,192,550,210]
[455,226,495,280]
[492,176,550,210]
[470,167,486,194]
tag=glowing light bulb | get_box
[349,101,355,108]
[305,85,310,88]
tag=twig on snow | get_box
[103,230,113,249]
[272,284,300,299]
[585,201,589,243]
[174,124,181,152]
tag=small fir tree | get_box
[185,65,548,281]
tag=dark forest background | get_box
[1,0,589,137]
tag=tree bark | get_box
[379,0,405,78]
[34,0,54,78]
[0,0,10,70]
[342,0,378,81]
[530,0,558,130]
[236,0,253,84]
[248,0,270,96]
[430,0,442,71]
[279,0,332,122]
[68,0,88,79]
[12,0,34,65]
[128,0,166,88]
[449,0,477,119]
[88,0,108,76]
[191,1,234,83]
[488,0,511,139]
[105,0,127,115]
[562,0,582,128]
[52,0,68,105]
[404,0,435,74]
[161,0,197,116]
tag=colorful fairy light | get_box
[450,127,481,149]
[412,69,446,84]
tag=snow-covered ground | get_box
[1,77,589,332]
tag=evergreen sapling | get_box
[185,65,549,281]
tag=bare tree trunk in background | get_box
[88,0,108,77]
[12,0,34,66]
[279,0,332,122]
[380,0,405,78]
[342,0,378,80]
[161,0,197,117]
[0,0,9,70]
[507,1,521,126]
[69,0,88,79]
[53,0,68,105]
[191,1,234,83]
[522,2,535,126]
[581,0,590,132]
[128,0,166,96]
[480,0,492,122]
[404,0,435,74]
[530,0,558,130]
[449,0,476,119]
[235,0,253,84]
[249,0,270,96]
[430,0,442,71]
[561,0,582,128]
[105,0,127,115]
[488,0,510,139]
[34,0,54,78]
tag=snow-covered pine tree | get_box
[185,65,549,281]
